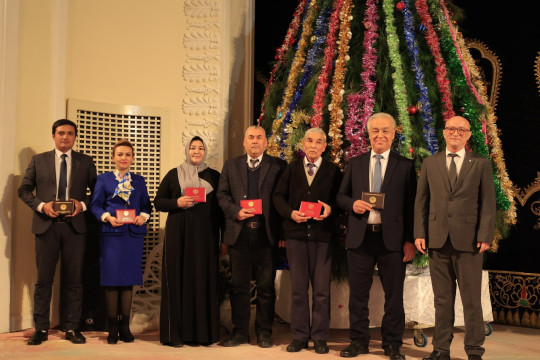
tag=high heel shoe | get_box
[107,317,119,344]
[119,315,134,343]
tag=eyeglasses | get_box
[444,127,470,135]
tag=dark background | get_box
[254,1,540,273]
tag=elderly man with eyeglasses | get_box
[414,116,496,360]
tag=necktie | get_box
[372,154,382,192]
[448,153,458,189]
[307,163,315,176]
[58,154,67,201]
[249,159,259,169]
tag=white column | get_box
[0,0,20,333]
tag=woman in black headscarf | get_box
[155,136,222,346]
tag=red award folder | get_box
[299,201,323,217]
[116,209,136,224]
[185,187,206,202]
[240,199,262,215]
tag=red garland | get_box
[416,0,454,120]
[310,0,344,128]
[257,0,309,125]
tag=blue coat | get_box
[90,172,152,236]
[90,171,152,286]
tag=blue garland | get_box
[402,0,438,154]
[279,6,332,158]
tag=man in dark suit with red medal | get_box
[18,119,97,345]
[337,113,416,359]
[217,125,286,348]
[272,128,342,354]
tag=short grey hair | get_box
[244,125,267,137]
[367,112,396,130]
[303,127,327,142]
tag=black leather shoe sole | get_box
[257,338,273,348]
[27,331,48,345]
[314,341,329,354]
[220,335,250,347]
[65,330,86,344]
[340,345,369,357]
[286,340,308,352]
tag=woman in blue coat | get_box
[90,139,152,344]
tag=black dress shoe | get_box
[220,333,250,347]
[257,333,273,348]
[383,345,405,360]
[314,340,329,354]
[340,340,369,357]
[119,317,134,342]
[286,339,308,352]
[107,331,118,344]
[163,341,184,347]
[468,355,482,360]
[27,330,48,345]
[65,330,86,344]
[423,351,450,360]
[119,329,134,343]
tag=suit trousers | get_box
[286,239,332,341]
[429,240,485,357]
[228,224,275,337]
[34,221,86,331]
[347,229,405,347]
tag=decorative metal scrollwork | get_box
[465,39,503,112]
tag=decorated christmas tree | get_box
[257,0,516,266]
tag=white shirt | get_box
[38,149,86,213]
[445,147,466,175]
[367,149,390,224]
[246,154,264,168]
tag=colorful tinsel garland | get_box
[280,7,332,162]
[382,0,412,158]
[267,0,316,157]
[343,0,380,161]
[415,0,454,120]
[257,0,308,125]
[311,0,345,128]
[328,0,354,167]
[402,0,438,154]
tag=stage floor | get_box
[1,322,539,360]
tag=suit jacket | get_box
[217,153,286,246]
[414,150,496,252]
[272,158,342,242]
[336,151,416,251]
[90,172,152,236]
[18,149,97,235]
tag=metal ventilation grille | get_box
[68,99,163,289]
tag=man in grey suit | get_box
[217,125,286,348]
[18,119,97,345]
[414,116,496,360]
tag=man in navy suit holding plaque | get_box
[337,113,417,359]
[18,119,97,345]
[272,127,342,354]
